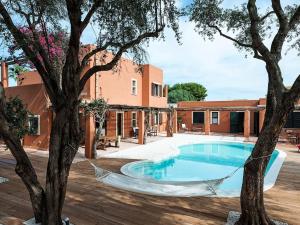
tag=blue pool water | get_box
[121,142,280,196]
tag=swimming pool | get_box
[121,142,286,197]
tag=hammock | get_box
[89,162,240,197]
[89,154,272,197]
[0,177,8,184]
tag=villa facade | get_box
[177,98,300,138]
[1,45,169,157]
[2,45,300,158]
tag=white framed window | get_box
[28,115,40,135]
[132,112,137,127]
[131,79,137,95]
[211,111,219,125]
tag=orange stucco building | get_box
[177,98,300,138]
[2,45,300,158]
[1,45,169,157]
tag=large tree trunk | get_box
[236,102,293,225]
[42,103,81,225]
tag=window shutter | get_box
[160,85,163,97]
[159,113,163,124]
[151,83,154,96]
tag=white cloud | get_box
[145,21,300,100]
[79,1,300,101]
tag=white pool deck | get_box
[100,133,258,161]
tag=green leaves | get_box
[188,0,224,40]
[5,97,30,138]
[80,98,109,118]
[168,82,207,103]
[8,64,29,81]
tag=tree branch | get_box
[253,49,264,60]
[260,11,275,22]
[0,82,45,221]
[289,6,300,29]
[271,0,289,61]
[248,0,285,98]
[0,2,63,106]
[61,0,84,96]
[80,0,105,32]
[288,74,300,102]
[247,0,271,58]
[80,41,122,72]
[208,24,253,48]
[207,24,265,61]
[79,27,164,92]
[8,0,53,72]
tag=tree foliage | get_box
[168,82,207,103]
[5,97,30,138]
[188,0,300,57]
[168,88,196,103]
[81,98,109,158]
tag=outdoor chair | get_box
[132,127,139,138]
[286,130,299,144]
[181,123,188,132]
[297,145,300,153]
[192,126,203,132]
[97,136,120,150]
[147,126,158,136]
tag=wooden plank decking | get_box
[0,143,299,225]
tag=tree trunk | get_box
[92,126,101,158]
[42,104,81,225]
[0,82,46,223]
[236,105,292,225]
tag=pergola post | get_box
[173,110,178,133]
[244,110,251,139]
[138,111,145,144]
[1,62,8,88]
[204,110,210,135]
[166,111,172,137]
[85,115,95,159]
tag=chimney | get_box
[1,62,8,88]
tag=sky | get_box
[82,0,300,101]
[142,0,300,100]
[4,0,300,101]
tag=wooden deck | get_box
[0,143,299,225]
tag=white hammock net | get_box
[0,177,8,184]
[89,162,236,197]
[90,153,272,197]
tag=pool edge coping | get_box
[120,139,286,198]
